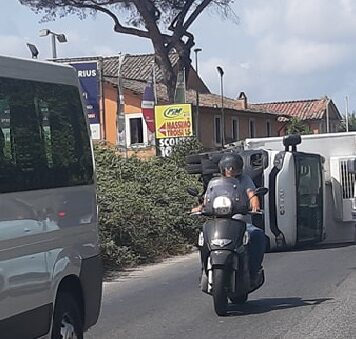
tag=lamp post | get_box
[346,96,349,132]
[217,66,225,147]
[194,48,202,140]
[26,43,39,59]
[39,29,67,59]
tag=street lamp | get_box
[39,29,68,59]
[26,43,39,59]
[194,47,202,140]
[216,66,225,147]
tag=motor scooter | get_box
[188,176,268,316]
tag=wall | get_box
[102,82,281,155]
[103,82,156,157]
[198,108,279,150]
[278,118,341,136]
[103,83,152,144]
[103,83,117,145]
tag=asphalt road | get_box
[87,244,356,339]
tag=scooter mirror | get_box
[187,187,199,197]
[254,187,268,196]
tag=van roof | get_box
[0,55,79,86]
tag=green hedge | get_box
[94,142,202,269]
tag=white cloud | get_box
[243,0,356,41]
[200,0,356,107]
[243,3,280,36]
[200,56,260,100]
[257,37,350,75]
[285,0,356,41]
[0,35,29,58]
[240,62,251,70]
[235,0,356,83]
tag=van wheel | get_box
[52,292,83,339]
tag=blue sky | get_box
[1,0,356,115]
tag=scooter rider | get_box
[192,153,266,288]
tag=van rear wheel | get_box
[51,291,83,339]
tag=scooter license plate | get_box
[198,232,204,246]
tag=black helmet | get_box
[219,153,244,176]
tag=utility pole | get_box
[217,66,225,147]
[346,96,349,132]
[194,48,202,141]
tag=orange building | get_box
[56,54,342,156]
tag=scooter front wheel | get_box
[230,293,248,304]
[212,269,228,316]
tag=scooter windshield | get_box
[203,177,248,216]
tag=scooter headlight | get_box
[211,239,232,247]
[243,231,250,245]
[213,196,232,216]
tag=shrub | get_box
[94,142,202,269]
[170,136,204,167]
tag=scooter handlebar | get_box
[189,211,203,216]
[248,210,264,215]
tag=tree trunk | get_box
[132,0,177,103]
[174,39,193,91]
[152,43,177,103]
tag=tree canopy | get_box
[285,117,311,135]
[338,112,356,132]
[19,0,236,101]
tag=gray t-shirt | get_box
[235,174,256,223]
[236,174,256,198]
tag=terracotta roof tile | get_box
[103,53,179,83]
[104,77,169,101]
[104,77,277,118]
[55,53,180,83]
[249,98,329,120]
[104,76,240,107]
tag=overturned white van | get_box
[186,133,356,251]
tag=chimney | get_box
[237,91,247,109]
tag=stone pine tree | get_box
[19,0,236,102]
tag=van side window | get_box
[0,76,94,193]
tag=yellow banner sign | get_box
[154,104,193,139]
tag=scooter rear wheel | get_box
[212,269,228,316]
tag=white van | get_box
[0,56,102,338]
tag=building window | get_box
[126,113,148,146]
[214,116,222,145]
[266,119,271,137]
[249,119,256,138]
[130,118,143,144]
[232,117,239,141]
